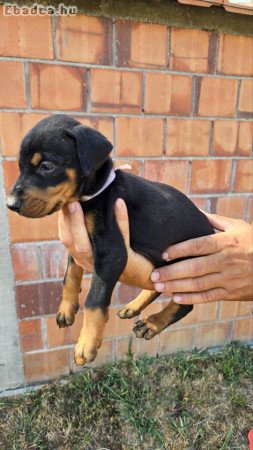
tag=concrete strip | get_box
[0,156,24,391]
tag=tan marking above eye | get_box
[66,168,76,180]
[31,152,42,166]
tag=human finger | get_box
[161,234,222,262]
[114,198,130,248]
[58,206,74,247]
[151,253,222,283]
[67,202,93,257]
[154,272,223,295]
[171,287,228,304]
[202,212,240,232]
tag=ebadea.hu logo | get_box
[3,2,78,16]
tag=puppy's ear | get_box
[67,125,113,177]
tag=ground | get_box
[0,342,252,450]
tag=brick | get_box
[145,73,192,115]
[19,319,43,352]
[113,160,142,177]
[234,317,253,341]
[76,116,114,145]
[238,122,253,156]
[195,77,237,117]
[46,312,83,348]
[71,339,114,372]
[117,117,164,157]
[212,121,252,157]
[189,197,207,210]
[213,121,237,156]
[116,21,167,68]
[159,327,196,355]
[3,160,19,193]
[233,160,253,193]
[8,211,58,243]
[190,160,232,194]
[24,349,69,383]
[198,322,232,348]
[0,12,53,59]
[218,34,253,76]
[210,196,246,220]
[117,335,158,359]
[144,160,188,192]
[91,69,142,113]
[140,300,172,320]
[30,63,86,111]
[104,307,135,338]
[40,242,68,279]
[246,196,253,222]
[176,302,218,326]
[0,113,49,157]
[166,119,210,156]
[239,80,253,118]
[0,61,26,108]
[11,244,40,281]
[219,301,253,321]
[170,28,216,73]
[16,281,63,319]
[56,15,112,64]
[116,283,142,305]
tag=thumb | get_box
[201,211,238,231]
[114,198,130,248]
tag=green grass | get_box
[0,342,252,450]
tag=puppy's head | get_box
[6,114,113,218]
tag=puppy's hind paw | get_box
[133,319,158,340]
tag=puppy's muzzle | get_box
[6,194,22,213]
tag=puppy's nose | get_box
[6,195,22,212]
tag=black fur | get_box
[7,114,215,328]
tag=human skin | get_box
[58,199,253,305]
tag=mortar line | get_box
[0,56,252,80]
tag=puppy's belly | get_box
[119,249,154,290]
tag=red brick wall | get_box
[0,10,252,385]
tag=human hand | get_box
[58,200,154,289]
[151,213,253,304]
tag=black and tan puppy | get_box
[7,115,214,365]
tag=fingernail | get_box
[155,282,164,292]
[115,198,124,210]
[68,202,76,214]
[162,252,171,261]
[173,295,182,303]
[151,271,159,282]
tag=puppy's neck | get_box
[78,158,113,198]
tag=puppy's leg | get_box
[56,255,83,328]
[74,229,127,366]
[118,290,160,319]
[133,302,193,340]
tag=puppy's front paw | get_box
[56,300,79,328]
[74,336,101,366]
[118,306,138,319]
[133,319,159,340]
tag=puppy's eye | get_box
[40,162,55,172]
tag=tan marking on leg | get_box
[74,307,109,366]
[133,302,182,340]
[56,260,83,328]
[31,152,42,166]
[85,212,94,235]
[118,290,159,319]
[119,250,154,290]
